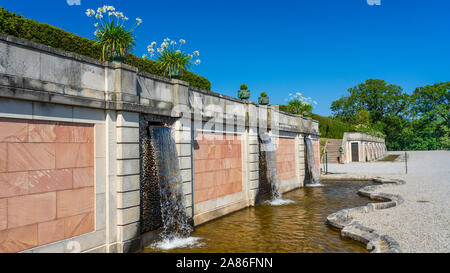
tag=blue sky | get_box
[2,0,449,116]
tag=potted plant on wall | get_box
[86,5,142,63]
[258,92,269,105]
[285,92,317,116]
[146,38,201,79]
[238,84,250,101]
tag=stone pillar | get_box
[296,133,305,187]
[104,110,118,253]
[246,104,259,206]
[172,80,194,219]
[115,111,140,252]
[112,64,141,253]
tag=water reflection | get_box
[144,181,373,253]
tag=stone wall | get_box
[0,33,320,252]
[342,132,387,163]
[0,118,95,253]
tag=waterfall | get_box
[256,134,281,203]
[304,137,320,185]
[146,126,193,240]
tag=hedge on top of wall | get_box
[309,113,354,139]
[0,7,211,91]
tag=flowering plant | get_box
[284,92,318,116]
[144,38,200,79]
[85,5,142,62]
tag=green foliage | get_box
[331,79,409,125]
[310,113,353,139]
[0,7,211,90]
[260,92,268,97]
[240,84,248,90]
[156,46,192,78]
[148,39,201,79]
[276,105,353,139]
[286,99,313,116]
[411,82,449,124]
[94,19,136,62]
[331,79,449,151]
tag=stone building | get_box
[342,132,387,163]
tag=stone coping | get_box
[343,132,385,143]
[321,174,405,253]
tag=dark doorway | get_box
[351,143,359,162]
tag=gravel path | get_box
[325,151,450,253]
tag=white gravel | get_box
[325,151,450,253]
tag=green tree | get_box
[411,82,449,124]
[331,79,449,151]
[410,82,450,150]
[331,79,410,125]
[331,79,411,149]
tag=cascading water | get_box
[304,137,321,186]
[141,125,197,250]
[257,134,294,206]
[149,126,193,239]
[256,134,281,203]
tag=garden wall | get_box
[342,132,387,163]
[0,33,320,253]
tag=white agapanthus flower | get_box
[193,50,200,57]
[195,59,201,65]
[136,18,142,25]
[188,54,193,59]
[179,39,186,44]
[171,41,176,45]
[161,42,169,49]
[151,41,157,47]
[124,17,129,21]
[164,38,170,42]
[94,23,99,27]
[95,13,103,19]
[142,54,147,59]
[94,29,100,36]
[86,9,95,17]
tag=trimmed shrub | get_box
[310,113,354,139]
[0,7,211,90]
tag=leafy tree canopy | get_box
[331,79,410,125]
[331,79,449,151]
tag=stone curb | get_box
[322,174,405,253]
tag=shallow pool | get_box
[144,180,374,253]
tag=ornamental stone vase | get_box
[166,66,183,79]
[258,96,269,105]
[238,89,250,101]
[106,46,126,64]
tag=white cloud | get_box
[66,0,81,6]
